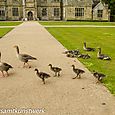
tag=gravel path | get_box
[0,21,115,115]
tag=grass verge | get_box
[39,21,115,26]
[46,27,115,95]
[0,21,22,26]
[0,28,13,38]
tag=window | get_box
[75,8,84,17]
[0,10,5,16]
[12,8,19,16]
[54,8,59,16]
[42,8,47,16]
[41,0,47,2]
[97,10,103,18]
[53,0,60,2]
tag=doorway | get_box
[28,11,33,20]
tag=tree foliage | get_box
[102,0,115,15]
[102,0,115,21]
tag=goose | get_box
[34,68,50,84]
[63,49,80,55]
[83,42,95,51]
[0,52,13,77]
[92,71,106,83]
[71,65,85,79]
[48,64,62,77]
[66,53,77,58]
[97,48,111,60]
[14,45,37,68]
[77,54,90,59]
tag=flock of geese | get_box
[63,42,111,83]
[0,42,111,84]
[64,42,111,60]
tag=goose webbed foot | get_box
[28,66,31,68]
[72,76,77,79]
[23,62,31,68]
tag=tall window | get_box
[41,0,47,2]
[42,8,47,16]
[97,10,103,18]
[12,8,19,16]
[54,8,59,16]
[53,0,60,2]
[75,8,84,17]
[0,10,5,16]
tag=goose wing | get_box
[2,62,13,68]
[39,72,50,78]
[99,54,111,60]
[53,67,62,71]
[86,47,95,51]
[21,54,37,60]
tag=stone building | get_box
[0,0,109,21]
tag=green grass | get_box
[0,21,22,26]
[0,28,13,38]
[46,27,115,95]
[39,21,115,26]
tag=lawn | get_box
[0,28,13,38]
[39,21,115,26]
[0,21,22,26]
[45,27,115,95]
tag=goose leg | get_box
[42,78,45,84]
[1,71,5,77]
[54,72,56,77]
[78,74,81,79]
[96,80,100,84]
[6,71,9,76]
[23,62,26,68]
[58,72,60,77]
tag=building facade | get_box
[0,0,109,21]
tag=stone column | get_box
[22,0,26,20]
[63,0,68,20]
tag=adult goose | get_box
[14,45,37,68]
[0,52,13,77]
[71,65,85,79]
[83,42,95,51]
[34,68,50,84]
[48,64,62,77]
[92,71,106,83]
[97,48,111,60]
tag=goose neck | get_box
[16,47,19,54]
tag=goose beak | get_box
[13,45,16,48]
[13,45,18,48]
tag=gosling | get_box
[71,65,85,79]
[92,71,106,83]
[34,68,50,84]
[48,64,62,77]
[0,52,13,77]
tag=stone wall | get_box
[0,0,109,21]
[93,2,109,21]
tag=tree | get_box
[102,0,115,21]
